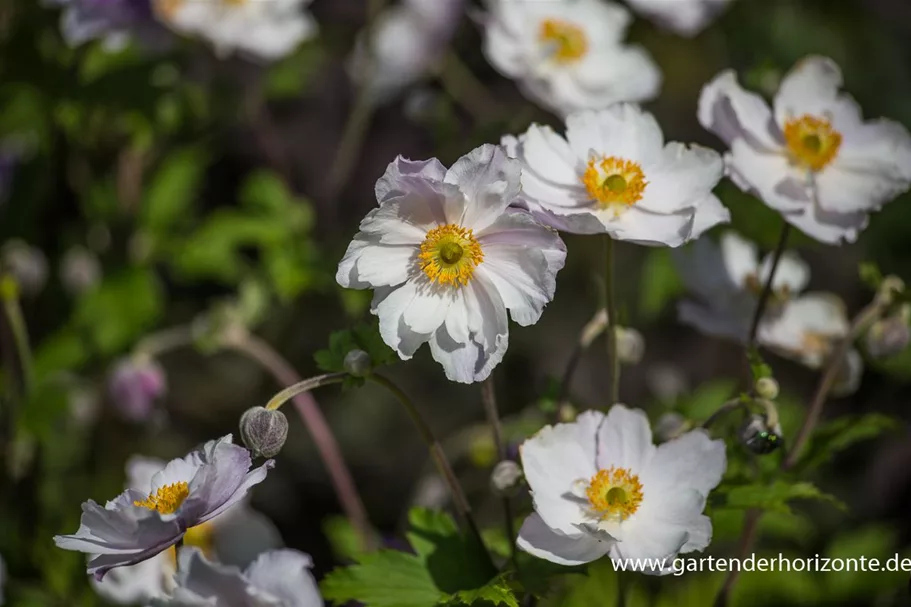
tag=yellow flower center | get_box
[582,156,648,210]
[134,482,189,515]
[783,115,842,171]
[801,331,833,358]
[418,224,484,287]
[165,521,216,568]
[586,467,643,521]
[539,19,588,63]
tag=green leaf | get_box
[265,42,325,100]
[858,262,883,290]
[823,525,906,601]
[638,248,683,321]
[540,559,616,607]
[322,515,368,563]
[797,413,900,471]
[321,508,505,607]
[141,147,207,233]
[747,348,773,381]
[722,480,846,514]
[675,379,738,421]
[314,322,396,373]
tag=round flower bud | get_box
[108,358,167,422]
[239,406,289,458]
[615,327,645,365]
[654,412,689,442]
[865,309,911,359]
[1,240,48,297]
[343,349,373,377]
[557,402,577,422]
[754,377,780,400]
[738,414,783,455]
[490,460,523,498]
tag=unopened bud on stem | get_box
[240,406,289,458]
[865,304,911,359]
[615,327,645,365]
[754,377,779,400]
[343,349,372,377]
[490,460,523,498]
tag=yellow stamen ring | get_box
[539,18,589,64]
[586,466,643,521]
[783,115,842,171]
[418,224,484,287]
[134,482,189,515]
[582,156,648,209]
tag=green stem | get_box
[557,309,607,406]
[368,373,491,564]
[1,276,33,399]
[264,372,348,411]
[134,325,195,360]
[481,377,517,568]
[746,223,791,350]
[604,236,620,405]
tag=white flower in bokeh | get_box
[151,547,321,607]
[92,455,281,605]
[699,56,911,244]
[503,104,729,244]
[55,436,273,580]
[518,405,726,569]
[480,0,661,116]
[623,0,734,37]
[674,231,808,342]
[336,145,566,384]
[153,0,317,60]
[349,0,465,104]
[758,293,863,395]
[48,0,167,51]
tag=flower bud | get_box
[239,406,289,458]
[877,275,905,307]
[108,358,167,422]
[654,412,689,442]
[1,240,48,297]
[832,349,863,397]
[557,402,577,422]
[490,460,523,498]
[615,327,645,365]
[343,349,373,377]
[865,307,911,359]
[738,414,783,455]
[754,377,780,400]
[646,364,689,403]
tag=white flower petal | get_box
[604,206,695,247]
[677,300,751,343]
[565,104,664,166]
[698,69,782,152]
[762,250,809,293]
[725,141,809,213]
[376,156,449,204]
[720,231,760,287]
[374,280,431,359]
[336,237,415,289]
[595,405,655,472]
[638,143,724,214]
[401,282,455,335]
[758,292,849,367]
[244,549,321,607]
[815,163,909,215]
[444,144,522,232]
[640,429,726,497]
[781,201,868,245]
[773,56,849,129]
[625,0,732,36]
[517,513,611,566]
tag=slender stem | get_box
[481,377,517,567]
[438,53,500,123]
[325,91,375,202]
[604,236,620,405]
[557,309,607,405]
[368,373,490,562]
[134,325,195,360]
[713,509,760,607]
[228,334,374,551]
[1,276,33,399]
[782,300,883,470]
[746,223,791,349]
[617,568,627,607]
[701,398,743,430]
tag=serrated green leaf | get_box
[322,515,370,563]
[444,574,518,607]
[797,413,899,471]
[321,549,443,607]
[141,147,206,233]
[722,481,846,514]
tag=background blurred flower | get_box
[674,231,809,342]
[518,405,726,569]
[504,104,729,243]
[336,145,567,383]
[59,245,102,295]
[152,0,317,61]
[108,357,167,422]
[151,547,320,607]
[624,0,733,37]
[699,56,911,244]
[1,240,48,297]
[481,0,661,116]
[55,435,274,580]
[48,0,165,50]
[348,0,464,104]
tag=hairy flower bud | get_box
[343,349,373,377]
[865,307,911,359]
[490,460,523,498]
[754,377,780,400]
[108,358,167,422]
[615,327,645,365]
[239,406,289,458]
[739,414,782,455]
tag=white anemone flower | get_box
[758,293,863,395]
[92,455,281,605]
[55,436,273,580]
[348,0,464,104]
[699,56,911,244]
[623,0,734,37]
[152,0,317,61]
[151,547,320,607]
[336,144,567,384]
[503,103,730,244]
[518,405,726,570]
[480,0,661,116]
[674,231,809,342]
